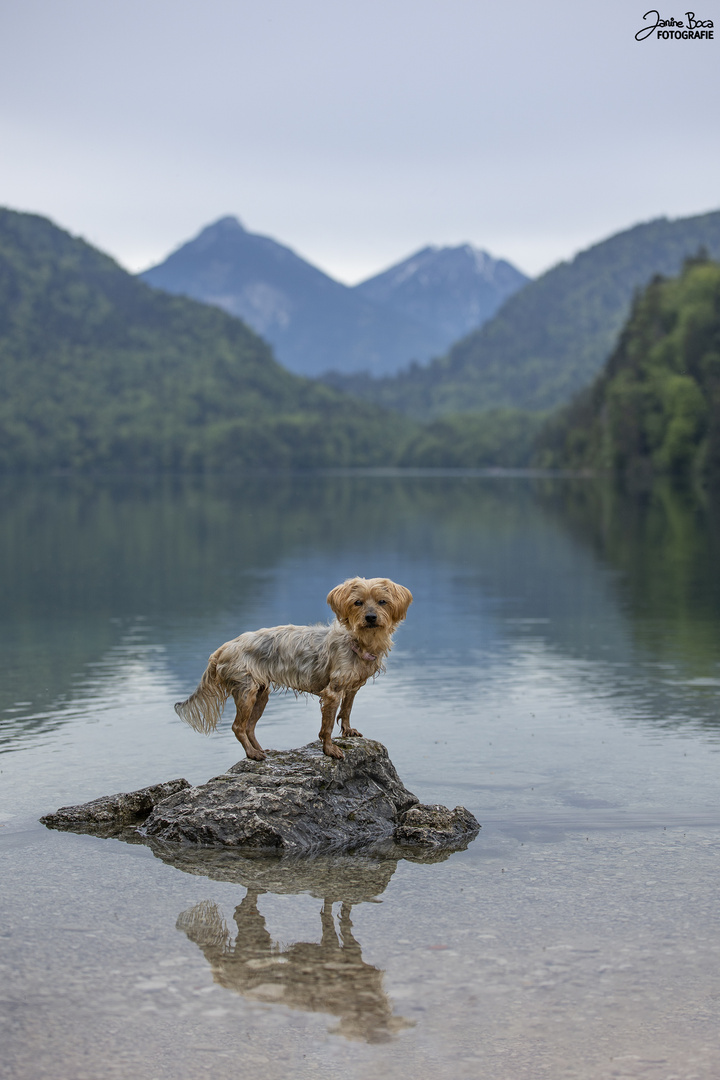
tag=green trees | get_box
[535,257,720,483]
[6,206,720,478]
[0,209,410,471]
[396,409,545,467]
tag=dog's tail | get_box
[174,655,229,735]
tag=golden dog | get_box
[175,577,412,760]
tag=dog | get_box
[174,577,412,760]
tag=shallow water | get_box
[2,473,720,1079]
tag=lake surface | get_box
[2,472,720,1080]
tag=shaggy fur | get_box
[175,577,413,760]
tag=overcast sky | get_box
[1,0,719,283]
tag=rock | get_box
[393,803,480,850]
[40,739,480,856]
[40,778,191,836]
[144,739,419,853]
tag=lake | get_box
[2,472,720,1080]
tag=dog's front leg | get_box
[338,689,362,738]
[319,687,344,759]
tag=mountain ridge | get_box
[355,242,528,341]
[327,209,720,418]
[140,217,528,377]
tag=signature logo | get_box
[636,9,714,38]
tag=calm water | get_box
[2,473,720,1080]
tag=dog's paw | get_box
[323,742,345,760]
[246,749,267,761]
[341,728,363,738]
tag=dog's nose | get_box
[365,612,378,625]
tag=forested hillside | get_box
[326,211,720,418]
[0,209,412,471]
[535,256,720,483]
[14,206,718,477]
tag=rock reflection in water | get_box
[163,847,421,1042]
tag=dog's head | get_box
[327,577,413,635]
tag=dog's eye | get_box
[354,599,364,606]
[377,599,387,605]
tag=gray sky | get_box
[1,0,719,282]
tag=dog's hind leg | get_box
[246,685,269,756]
[231,682,268,760]
[338,689,362,738]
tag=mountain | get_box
[327,210,720,418]
[0,208,413,471]
[535,255,720,483]
[140,217,451,377]
[354,243,528,341]
[140,218,528,378]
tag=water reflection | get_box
[537,478,720,702]
[3,473,720,752]
[177,892,411,1043]
[538,478,720,639]
[142,840,461,1041]
[37,814,462,1042]
[159,845,426,1042]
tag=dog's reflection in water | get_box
[177,888,412,1042]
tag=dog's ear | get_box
[381,580,413,623]
[327,579,358,621]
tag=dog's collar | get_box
[351,641,377,662]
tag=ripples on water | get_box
[1,474,720,1079]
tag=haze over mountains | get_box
[141,217,528,377]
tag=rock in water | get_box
[40,779,191,835]
[393,804,481,849]
[144,739,419,852]
[41,739,480,855]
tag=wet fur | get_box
[175,577,412,760]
